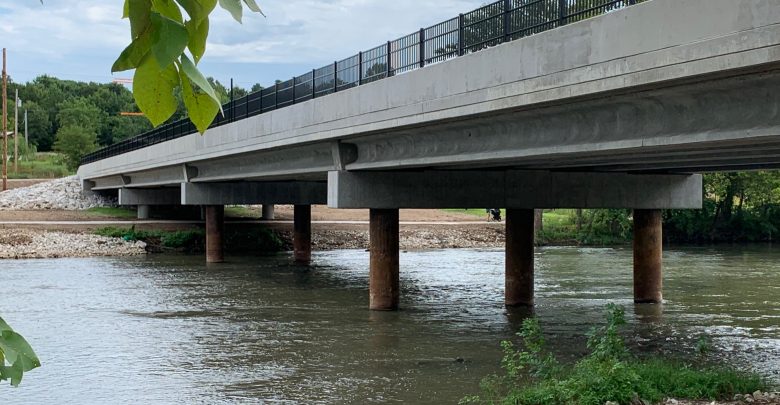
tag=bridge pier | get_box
[294,204,312,264]
[506,209,535,307]
[137,205,150,220]
[369,209,400,311]
[633,209,663,304]
[262,204,275,220]
[205,205,225,263]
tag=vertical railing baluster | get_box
[503,0,511,42]
[419,28,426,68]
[333,61,338,93]
[274,82,278,110]
[458,13,465,56]
[311,69,316,99]
[386,41,392,78]
[559,0,567,25]
[358,52,363,85]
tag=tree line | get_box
[5,75,260,169]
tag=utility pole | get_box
[24,109,28,148]
[14,89,18,173]
[2,48,7,192]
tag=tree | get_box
[54,125,98,170]
[113,0,264,133]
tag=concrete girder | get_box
[180,182,327,205]
[118,187,181,206]
[327,170,702,209]
[345,72,780,173]
[192,144,335,183]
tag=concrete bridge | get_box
[78,0,780,310]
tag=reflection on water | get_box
[1,246,778,404]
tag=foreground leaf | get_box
[242,0,264,15]
[128,0,152,39]
[219,0,243,23]
[133,54,180,126]
[179,67,220,133]
[174,0,217,26]
[185,17,209,64]
[112,30,152,72]
[150,12,189,69]
[179,54,222,114]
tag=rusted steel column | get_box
[369,208,400,311]
[294,204,312,264]
[633,209,663,304]
[205,205,224,263]
[506,208,535,307]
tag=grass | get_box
[94,226,285,253]
[225,206,261,218]
[84,207,137,219]
[443,208,633,246]
[462,304,767,405]
[7,152,72,179]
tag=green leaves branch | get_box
[113,0,263,133]
[0,317,41,387]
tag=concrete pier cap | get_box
[327,170,703,209]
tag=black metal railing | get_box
[82,0,640,165]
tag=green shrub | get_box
[463,304,767,405]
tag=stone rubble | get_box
[0,229,146,259]
[0,176,116,210]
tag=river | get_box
[1,246,779,404]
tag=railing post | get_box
[458,13,465,56]
[386,41,392,78]
[291,76,296,104]
[419,28,426,68]
[358,51,363,85]
[274,82,278,110]
[333,61,338,93]
[244,94,249,118]
[503,0,511,42]
[311,69,316,99]
[559,0,567,25]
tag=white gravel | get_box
[0,176,116,210]
[0,229,146,259]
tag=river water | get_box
[1,246,779,404]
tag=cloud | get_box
[0,0,485,84]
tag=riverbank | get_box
[0,228,146,259]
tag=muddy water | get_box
[1,246,778,404]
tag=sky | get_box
[0,0,485,89]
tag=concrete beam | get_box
[328,170,702,209]
[180,182,327,205]
[118,187,181,206]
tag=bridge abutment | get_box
[294,205,312,264]
[205,205,225,263]
[506,209,535,307]
[633,209,663,304]
[369,208,400,311]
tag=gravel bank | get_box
[0,229,146,259]
[0,176,115,210]
[275,225,506,250]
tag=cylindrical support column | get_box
[205,205,224,263]
[261,204,275,220]
[633,209,663,303]
[369,208,400,311]
[293,204,312,264]
[506,208,535,307]
[137,205,150,220]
